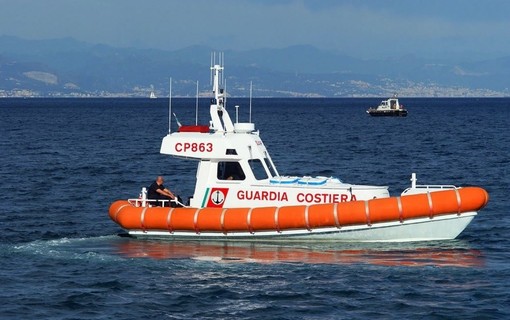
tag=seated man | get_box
[147,176,182,207]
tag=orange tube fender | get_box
[337,200,369,226]
[277,205,307,230]
[308,203,337,228]
[401,193,432,220]
[456,187,489,211]
[249,207,279,231]
[195,207,224,232]
[108,187,489,232]
[223,208,251,232]
[143,207,171,230]
[109,200,131,223]
[168,208,197,231]
[368,197,401,224]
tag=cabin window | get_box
[217,161,245,180]
[249,159,268,180]
[226,149,238,155]
[264,158,277,177]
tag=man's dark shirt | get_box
[148,181,165,199]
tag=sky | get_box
[1,0,510,60]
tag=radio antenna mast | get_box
[220,52,224,86]
[210,52,214,86]
[249,81,253,123]
[224,79,227,109]
[195,80,199,125]
[168,77,172,133]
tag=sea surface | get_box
[1,97,509,319]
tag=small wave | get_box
[9,235,126,262]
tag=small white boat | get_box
[149,91,157,99]
[109,59,488,242]
[367,95,407,116]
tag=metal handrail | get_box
[128,198,173,207]
[128,198,188,208]
[411,184,457,189]
[402,184,457,195]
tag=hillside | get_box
[1,36,509,97]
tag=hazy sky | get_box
[1,0,509,59]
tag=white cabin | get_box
[161,61,389,209]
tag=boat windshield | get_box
[249,159,269,180]
[264,158,277,177]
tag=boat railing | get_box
[402,184,457,195]
[127,186,187,207]
[128,198,176,207]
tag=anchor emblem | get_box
[207,188,229,207]
[211,190,225,205]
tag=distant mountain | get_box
[0,35,509,97]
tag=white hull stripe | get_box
[247,208,254,234]
[166,207,175,233]
[193,208,200,234]
[304,206,311,231]
[220,208,227,234]
[397,197,403,223]
[426,191,434,219]
[333,202,340,228]
[140,207,149,231]
[455,188,462,215]
[364,200,371,226]
[274,207,281,233]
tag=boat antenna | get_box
[168,77,172,133]
[210,53,213,86]
[249,81,253,123]
[195,80,199,125]
[221,52,224,86]
[224,79,227,109]
[210,51,225,87]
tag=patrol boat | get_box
[366,95,408,117]
[109,60,488,242]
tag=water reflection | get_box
[114,238,484,267]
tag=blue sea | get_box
[1,97,509,319]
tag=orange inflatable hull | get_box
[109,187,488,234]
